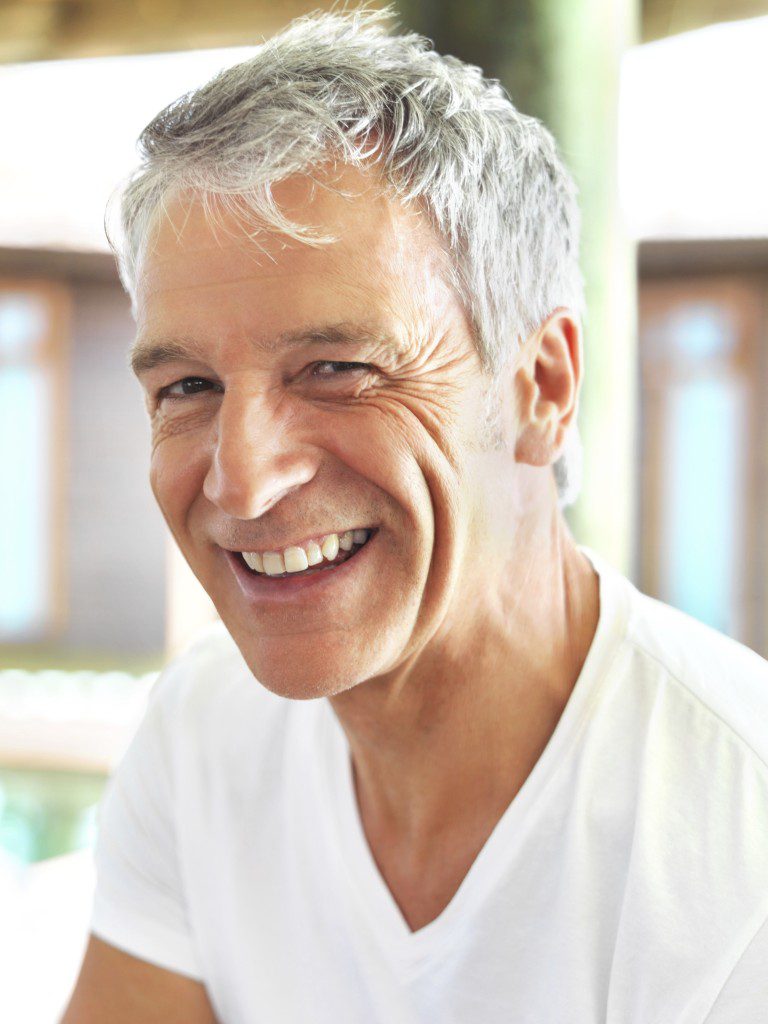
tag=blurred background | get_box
[1,0,768,1019]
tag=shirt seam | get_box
[701,906,768,1021]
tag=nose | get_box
[202,388,318,520]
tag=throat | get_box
[349,749,530,933]
[355,792,509,933]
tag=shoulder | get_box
[150,620,246,699]
[149,620,275,708]
[142,620,290,757]
[586,555,768,1008]
[623,582,768,771]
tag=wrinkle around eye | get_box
[291,363,383,400]
[150,401,216,449]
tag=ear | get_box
[513,309,582,467]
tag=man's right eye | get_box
[156,377,220,401]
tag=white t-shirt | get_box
[90,547,768,1023]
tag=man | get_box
[63,8,768,1023]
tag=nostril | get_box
[203,436,317,520]
[257,484,305,517]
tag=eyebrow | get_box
[128,323,391,378]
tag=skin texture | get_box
[127,163,600,934]
[134,171,492,699]
[60,936,218,1023]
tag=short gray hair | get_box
[112,5,585,506]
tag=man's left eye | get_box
[308,361,373,377]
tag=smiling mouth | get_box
[236,532,376,581]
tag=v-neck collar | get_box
[317,546,631,970]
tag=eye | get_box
[308,361,373,377]
[156,377,221,401]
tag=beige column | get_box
[398,0,639,573]
[546,0,639,573]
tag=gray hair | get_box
[112,5,585,507]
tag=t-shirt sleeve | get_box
[703,911,768,1023]
[89,661,204,980]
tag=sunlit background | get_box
[2,0,768,1019]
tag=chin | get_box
[231,633,376,701]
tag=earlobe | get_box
[514,412,563,466]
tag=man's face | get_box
[133,166,514,698]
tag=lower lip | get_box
[223,532,378,604]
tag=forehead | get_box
[134,165,459,347]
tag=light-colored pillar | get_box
[398,0,639,574]
[549,0,639,575]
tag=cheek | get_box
[149,438,206,521]
[333,402,469,573]
[322,405,428,508]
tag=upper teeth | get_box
[242,529,371,576]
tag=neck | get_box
[326,487,600,856]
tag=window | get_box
[639,274,764,652]
[0,284,67,641]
